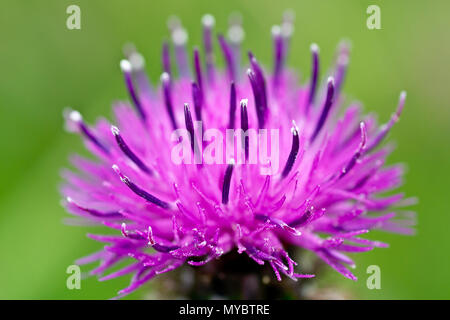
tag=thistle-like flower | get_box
[62,13,415,298]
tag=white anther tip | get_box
[172,28,188,46]
[160,72,170,82]
[281,23,294,38]
[271,25,281,36]
[68,109,82,122]
[120,59,132,73]
[111,126,120,136]
[327,76,335,85]
[63,108,83,132]
[202,14,215,27]
[310,43,319,53]
[360,122,366,130]
[112,164,120,173]
[400,91,407,100]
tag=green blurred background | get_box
[1,0,449,299]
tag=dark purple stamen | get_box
[228,82,236,129]
[125,48,152,97]
[333,41,350,96]
[240,99,249,160]
[310,77,335,143]
[111,126,152,175]
[68,197,122,218]
[222,161,234,205]
[202,14,215,82]
[249,52,268,110]
[307,44,320,112]
[153,243,180,253]
[254,214,301,236]
[227,15,244,76]
[289,209,313,228]
[78,121,109,155]
[248,52,268,127]
[350,169,375,191]
[135,70,152,98]
[183,103,196,152]
[218,34,235,81]
[247,69,265,128]
[281,126,300,178]
[162,41,171,75]
[113,165,170,209]
[366,91,406,153]
[272,25,284,87]
[281,10,294,58]
[121,223,152,241]
[334,64,347,98]
[193,48,203,95]
[121,60,147,121]
[192,82,202,122]
[121,226,146,240]
[339,122,367,179]
[161,73,178,129]
[172,26,190,78]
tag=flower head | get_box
[62,13,415,297]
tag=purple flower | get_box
[62,14,415,298]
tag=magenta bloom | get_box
[62,14,414,297]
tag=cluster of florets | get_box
[62,13,414,297]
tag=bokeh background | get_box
[1,0,449,299]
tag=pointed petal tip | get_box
[395,91,407,118]
[400,90,407,101]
